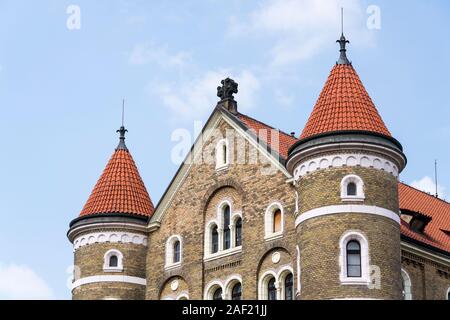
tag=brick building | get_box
[67,35,450,300]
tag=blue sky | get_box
[0,0,449,299]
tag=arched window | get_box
[447,287,450,300]
[273,209,282,233]
[103,249,123,272]
[401,269,412,300]
[284,273,294,300]
[211,225,219,254]
[264,202,284,240]
[165,235,182,269]
[213,288,223,300]
[231,283,242,300]
[223,205,231,250]
[216,139,229,170]
[235,217,242,247]
[339,231,369,284]
[346,240,361,277]
[340,175,365,201]
[267,277,277,300]
[109,255,118,267]
[347,182,357,196]
[173,240,181,263]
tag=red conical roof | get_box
[300,64,391,140]
[79,148,154,217]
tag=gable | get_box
[149,107,293,225]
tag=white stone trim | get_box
[204,280,225,300]
[295,205,400,227]
[204,246,242,262]
[264,202,284,241]
[296,245,301,295]
[446,287,450,300]
[165,235,183,270]
[293,153,399,180]
[103,249,124,272]
[401,269,413,300]
[339,231,370,285]
[73,231,147,251]
[340,174,365,202]
[215,138,230,170]
[72,275,146,290]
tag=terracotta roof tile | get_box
[237,113,299,159]
[398,182,450,253]
[300,64,391,140]
[79,149,154,217]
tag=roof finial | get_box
[116,99,128,151]
[336,8,351,65]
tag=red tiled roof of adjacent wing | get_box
[398,182,450,253]
[79,149,154,217]
[238,113,299,159]
[300,64,392,140]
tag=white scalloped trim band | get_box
[72,275,146,290]
[73,231,147,251]
[293,153,399,180]
[295,205,400,227]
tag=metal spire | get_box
[435,160,439,198]
[336,8,351,65]
[116,99,128,151]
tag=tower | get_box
[287,34,407,299]
[67,125,154,300]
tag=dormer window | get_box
[341,175,365,202]
[216,139,229,170]
[400,209,432,234]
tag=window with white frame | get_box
[401,269,412,300]
[264,202,284,240]
[340,175,365,201]
[165,235,182,269]
[339,231,370,285]
[205,201,242,260]
[215,139,229,170]
[103,249,123,272]
[205,277,242,300]
[259,267,294,300]
[447,287,450,300]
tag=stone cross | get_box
[217,78,238,101]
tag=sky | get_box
[0,0,449,300]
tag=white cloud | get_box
[228,0,374,66]
[410,176,446,199]
[152,69,260,122]
[0,263,54,300]
[129,42,191,68]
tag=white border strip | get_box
[73,231,147,251]
[295,205,400,227]
[72,275,146,290]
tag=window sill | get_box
[103,267,124,273]
[164,262,182,271]
[204,246,242,262]
[264,232,283,241]
[341,196,365,202]
[215,164,230,172]
[340,277,370,286]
